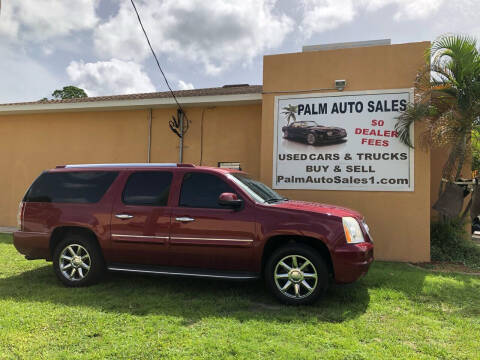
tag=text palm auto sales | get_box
[298,99,407,147]
[297,99,407,116]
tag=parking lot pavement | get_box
[0,227,18,234]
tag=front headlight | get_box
[342,217,365,244]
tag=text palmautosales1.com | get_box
[276,175,409,185]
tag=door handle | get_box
[115,214,134,220]
[176,217,195,223]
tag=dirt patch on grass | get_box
[409,262,480,275]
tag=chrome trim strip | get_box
[112,234,169,240]
[18,231,48,235]
[107,267,258,279]
[170,236,253,243]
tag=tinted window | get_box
[123,172,172,206]
[25,171,118,203]
[180,172,235,209]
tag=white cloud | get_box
[94,0,294,75]
[66,59,156,96]
[300,0,356,37]
[0,46,61,103]
[178,80,195,90]
[300,0,447,37]
[0,0,99,41]
[364,0,445,21]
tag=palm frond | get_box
[395,103,431,148]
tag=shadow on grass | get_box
[0,235,13,245]
[0,264,370,324]
[3,261,477,324]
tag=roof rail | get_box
[62,163,178,168]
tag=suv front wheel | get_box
[265,244,329,305]
[53,234,104,287]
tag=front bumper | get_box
[13,231,50,260]
[332,242,374,284]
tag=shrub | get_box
[430,219,480,269]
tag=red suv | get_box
[14,163,373,304]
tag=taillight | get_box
[17,201,25,230]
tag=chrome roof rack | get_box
[62,163,179,169]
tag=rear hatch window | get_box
[24,171,119,203]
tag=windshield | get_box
[302,121,319,127]
[228,173,287,203]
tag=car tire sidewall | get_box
[265,244,329,305]
[53,234,104,287]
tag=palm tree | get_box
[395,34,480,219]
[282,105,298,125]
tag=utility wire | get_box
[129,0,190,128]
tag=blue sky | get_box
[0,0,479,103]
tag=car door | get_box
[288,123,299,139]
[110,171,173,266]
[169,171,256,272]
[298,122,309,140]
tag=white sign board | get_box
[273,89,414,191]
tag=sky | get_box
[0,0,480,103]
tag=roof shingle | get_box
[0,85,263,107]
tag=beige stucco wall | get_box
[0,104,262,226]
[150,105,262,178]
[260,42,431,262]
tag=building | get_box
[0,40,437,262]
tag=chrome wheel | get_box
[307,133,316,145]
[59,244,91,281]
[274,255,317,299]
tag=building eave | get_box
[0,93,263,115]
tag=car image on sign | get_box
[282,121,347,145]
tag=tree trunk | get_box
[454,132,468,180]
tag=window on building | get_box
[123,172,173,206]
[179,172,235,208]
[24,171,119,203]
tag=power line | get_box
[129,0,190,129]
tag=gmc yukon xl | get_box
[14,163,373,304]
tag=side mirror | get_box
[218,192,243,209]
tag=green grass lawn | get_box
[0,234,479,359]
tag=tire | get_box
[306,133,316,145]
[53,234,105,287]
[265,244,329,305]
[283,130,289,139]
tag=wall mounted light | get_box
[335,80,346,91]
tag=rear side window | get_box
[24,171,118,203]
[123,172,173,206]
[179,172,235,209]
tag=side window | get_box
[123,172,173,206]
[24,171,118,203]
[179,172,235,209]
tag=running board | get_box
[107,264,259,280]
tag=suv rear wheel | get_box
[53,234,104,287]
[265,244,329,305]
